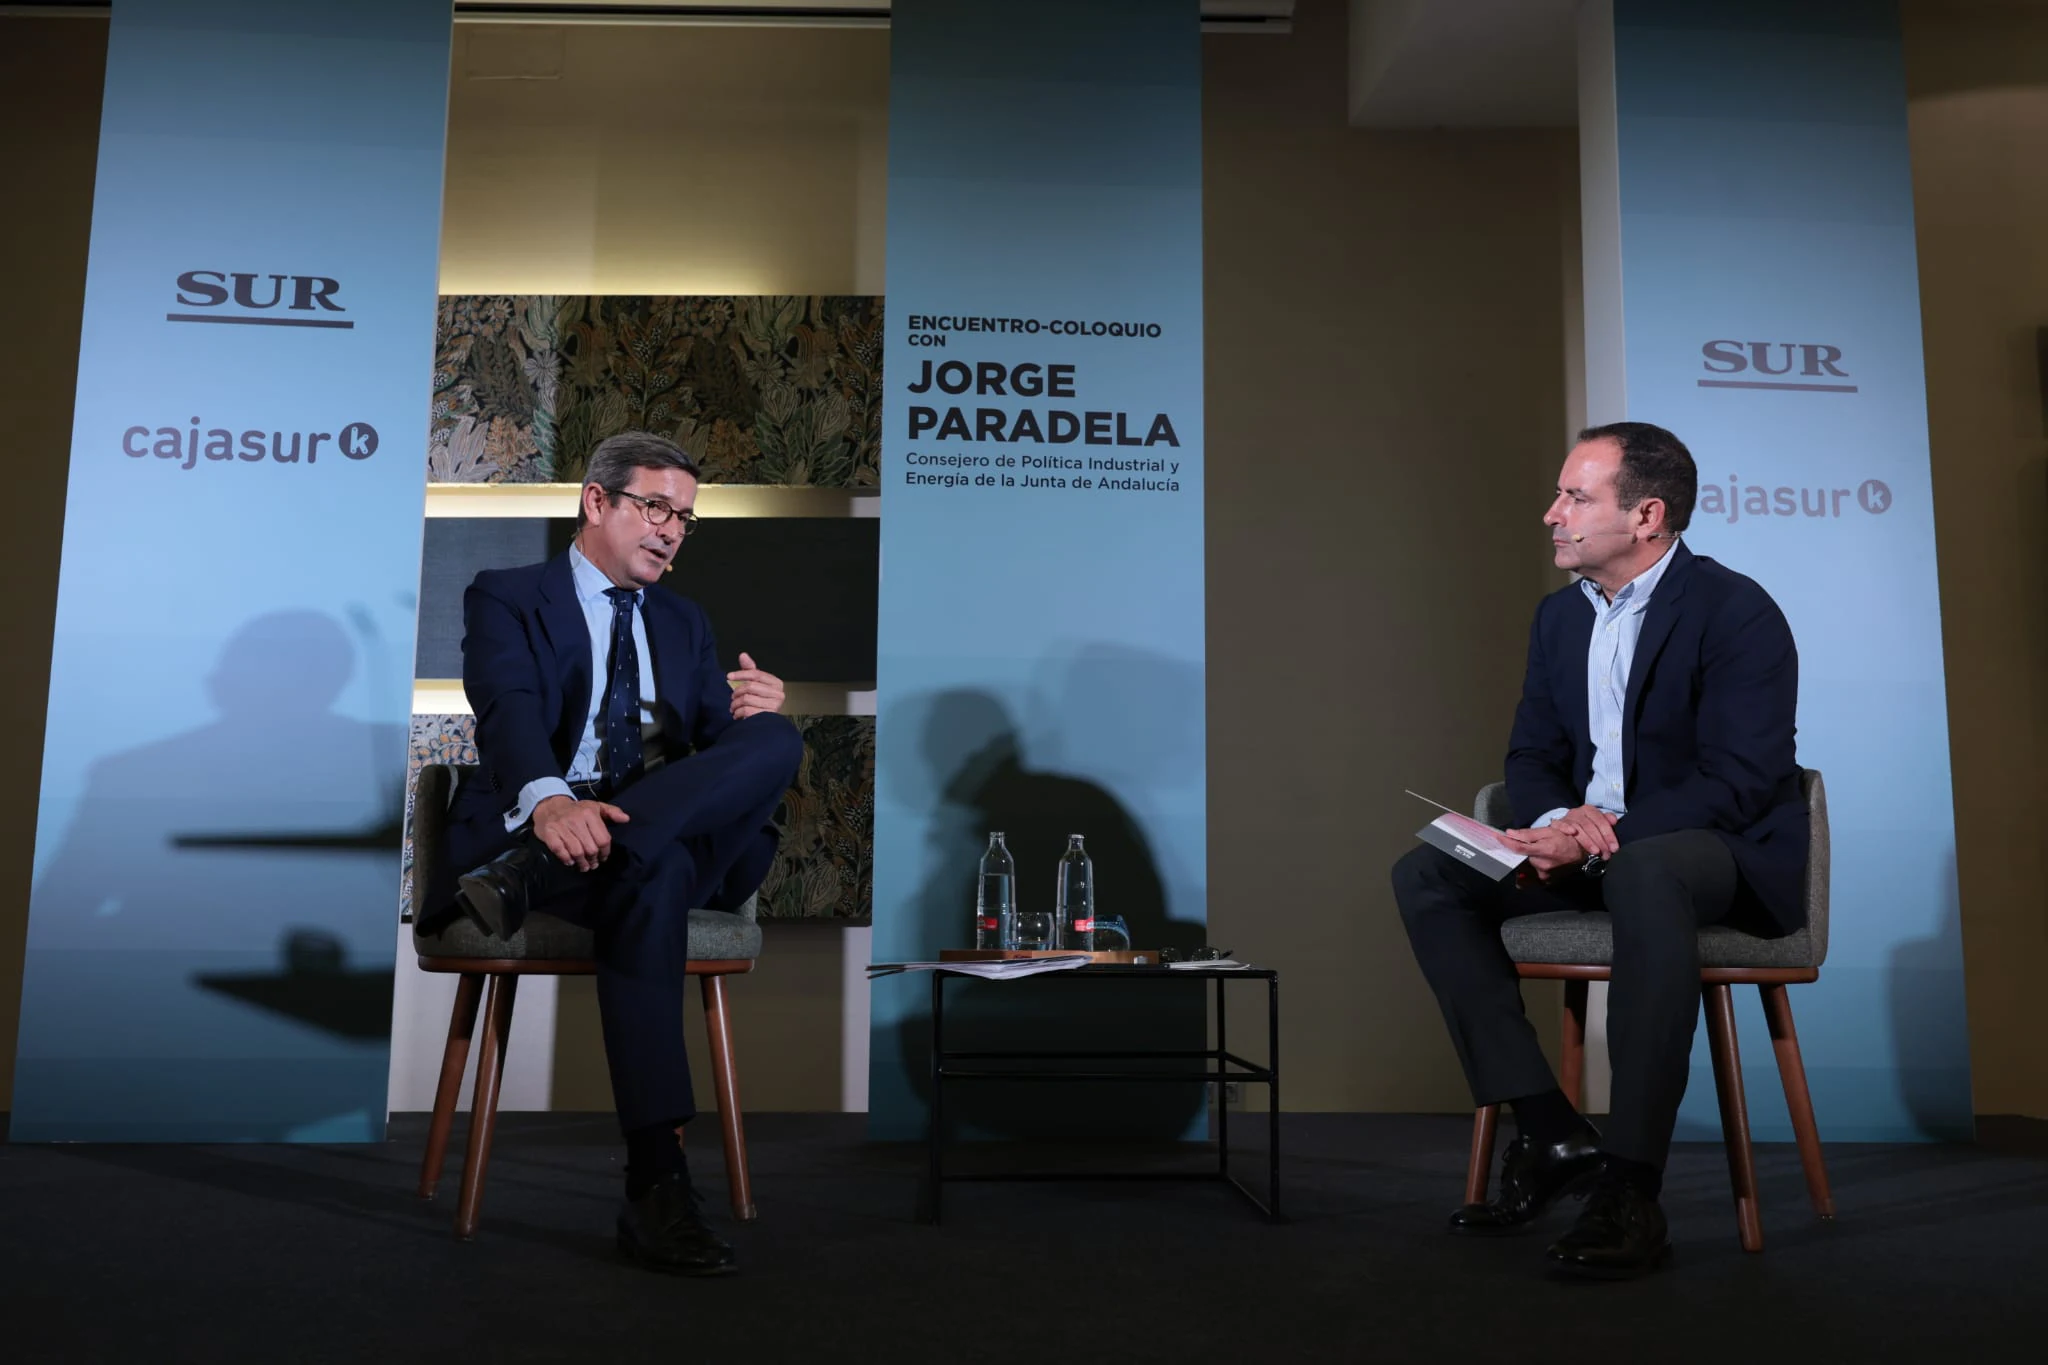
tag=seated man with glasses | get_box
[427,430,802,1278]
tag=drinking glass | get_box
[1012,908,1058,951]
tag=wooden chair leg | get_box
[417,972,484,1201]
[1466,1104,1501,1206]
[1703,982,1763,1252]
[701,974,757,1221]
[1759,983,1835,1219]
[453,974,518,1241]
[1561,978,1589,1109]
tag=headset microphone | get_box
[1569,529,1674,543]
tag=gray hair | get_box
[578,431,701,529]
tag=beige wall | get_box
[1905,1,2048,1120]
[440,23,888,296]
[1203,0,1574,1111]
[0,17,104,1113]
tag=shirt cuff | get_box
[504,776,573,833]
[1531,807,1570,830]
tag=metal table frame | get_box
[921,964,1280,1224]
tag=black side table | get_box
[921,964,1280,1224]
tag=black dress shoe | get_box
[454,840,579,938]
[1546,1174,1671,1279]
[1448,1124,1604,1235]
[617,1173,738,1277]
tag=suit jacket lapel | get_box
[641,588,695,743]
[536,553,592,738]
[1559,587,1596,785]
[1622,542,1694,787]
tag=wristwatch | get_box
[1580,852,1609,879]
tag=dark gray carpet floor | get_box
[2,1113,2045,1363]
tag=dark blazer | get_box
[1504,542,1808,931]
[424,552,734,916]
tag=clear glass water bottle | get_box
[975,832,1016,950]
[1056,834,1095,951]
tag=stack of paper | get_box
[1405,789,1528,881]
[865,955,1092,980]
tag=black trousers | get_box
[543,712,804,1135]
[1392,830,1745,1169]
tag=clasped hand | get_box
[532,794,629,873]
[1499,805,1619,881]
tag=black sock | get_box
[1509,1088,1583,1146]
[1598,1154,1662,1199]
[624,1120,687,1199]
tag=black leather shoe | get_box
[1448,1124,1604,1235]
[454,840,579,939]
[617,1173,737,1277]
[1546,1174,1671,1279]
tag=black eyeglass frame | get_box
[611,488,701,533]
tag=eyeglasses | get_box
[612,490,701,534]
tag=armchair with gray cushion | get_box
[1462,768,1834,1252]
[407,762,762,1239]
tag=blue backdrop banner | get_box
[1586,0,1971,1139]
[11,0,451,1141]
[870,0,1207,1139]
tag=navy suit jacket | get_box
[1504,542,1808,932]
[425,552,734,916]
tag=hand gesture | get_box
[727,651,787,720]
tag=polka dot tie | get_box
[601,587,645,791]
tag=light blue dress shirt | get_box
[1533,540,1679,829]
[503,544,658,831]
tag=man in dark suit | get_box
[431,430,803,1278]
[1392,421,1805,1279]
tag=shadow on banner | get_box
[883,643,1208,1142]
[14,611,402,1141]
[1885,849,1972,1135]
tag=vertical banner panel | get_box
[11,0,451,1141]
[871,0,1206,1138]
[1586,0,1971,1138]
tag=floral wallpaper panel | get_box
[430,295,882,487]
